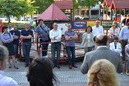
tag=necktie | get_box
[115,44,117,49]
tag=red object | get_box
[116,15,121,22]
[54,0,73,9]
[37,3,69,21]
[126,19,129,25]
[0,21,4,32]
[103,0,112,6]
[111,0,129,10]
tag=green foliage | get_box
[74,0,80,9]
[32,0,54,13]
[99,0,104,3]
[0,0,35,22]
[3,21,36,30]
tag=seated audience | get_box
[88,59,119,86]
[109,36,122,57]
[0,45,18,86]
[27,58,57,86]
[81,34,123,74]
[108,21,120,42]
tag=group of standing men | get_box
[0,21,33,68]
[35,19,78,69]
[0,19,78,69]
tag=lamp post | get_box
[98,1,101,20]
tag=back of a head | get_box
[88,59,119,86]
[27,58,55,86]
[2,26,8,33]
[95,35,108,46]
[0,45,8,61]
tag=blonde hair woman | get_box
[88,59,119,86]
[109,21,120,42]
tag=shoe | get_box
[69,65,72,69]
[25,64,29,67]
[57,65,60,69]
[120,72,123,75]
[9,66,12,69]
[14,66,19,69]
[126,71,129,76]
[72,65,77,68]
[53,65,56,69]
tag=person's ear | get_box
[106,41,109,46]
[96,43,99,46]
[0,61,4,69]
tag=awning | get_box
[37,3,69,21]
[111,0,129,10]
[54,0,73,9]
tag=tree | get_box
[0,0,35,23]
[32,0,54,14]
[79,0,99,19]
[74,0,80,10]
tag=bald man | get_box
[20,23,33,67]
[81,34,123,74]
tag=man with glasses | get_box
[49,23,62,69]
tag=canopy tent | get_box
[37,3,69,21]
[111,0,129,10]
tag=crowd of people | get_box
[0,18,129,86]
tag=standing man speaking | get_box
[81,34,123,74]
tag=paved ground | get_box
[4,43,129,86]
[4,61,129,86]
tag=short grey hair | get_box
[0,45,9,61]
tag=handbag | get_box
[40,26,50,41]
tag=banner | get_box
[86,20,97,27]
[102,20,113,29]
[72,21,86,29]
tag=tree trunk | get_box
[7,14,11,23]
[89,7,91,19]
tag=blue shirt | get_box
[10,30,20,45]
[35,25,50,41]
[64,30,77,46]
[0,70,18,86]
[1,32,13,43]
[120,26,129,40]
[21,29,33,43]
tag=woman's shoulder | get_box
[1,76,18,86]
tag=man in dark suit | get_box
[81,34,123,74]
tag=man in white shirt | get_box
[92,20,104,40]
[0,45,18,86]
[109,36,122,57]
[49,23,62,69]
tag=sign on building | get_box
[102,20,113,29]
[72,21,86,29]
